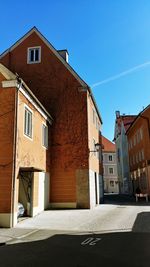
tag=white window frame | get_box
[110,180,114,187]
[42,123,48,148]
[108,155,113,161]
[24,105,33,139]
[27,46,41,64]
[109,167,114,174]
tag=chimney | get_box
[57,49,69,63]
[115,111,120,118]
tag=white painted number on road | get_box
[81,237,101,246]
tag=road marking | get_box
[81,237,101,246]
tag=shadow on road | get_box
[1,195,150,266]
[132,212,150,232]
[104,193,150,206]
[0,232,150,267]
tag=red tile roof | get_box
[102,136,116,152]
[116,115,136,135]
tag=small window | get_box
[109,167,114,174]
[134,135,136,146]
[27,47,41,63]
[108,155,113,161]
[110,181,114,187]
[92,109,95,124]
[93,138,96,156]
[140,128,143,140]
[24,107,32,138]
[42,124,48,148]
[141,149,144,160]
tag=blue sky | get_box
[1,0,150,141]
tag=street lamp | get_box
[89,143,102,153]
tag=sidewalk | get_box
[1,201,150,244]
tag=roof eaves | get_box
[126,105,150,135]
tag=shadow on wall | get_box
[132,212,150,233]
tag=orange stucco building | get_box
[0,64,52,227]
[0,27,103,227]
[126,105,150,195]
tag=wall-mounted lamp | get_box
[89,143,101,153]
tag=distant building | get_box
[126,105,150,195]
[114,111,136,194]
[102,136,119,193]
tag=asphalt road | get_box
[0,232,149,267]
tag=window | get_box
[136,153,138,163]
[42,124,48,148]
[24,107,32,138]
[110,181,114,187]
[109,167,114,174]
[93,138,96,156]
[108,155,113,161]
[140,128,143,140]
[92,109,95,124]
[141,149,144,160]
[137,130,140,143]
[27,47,41,63]
[134,135,136,146]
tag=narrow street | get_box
[0,194,150,266]
[0,194,150,243]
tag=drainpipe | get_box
[11,81,19,227]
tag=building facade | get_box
[114,111,136,194]
[0,27,103,226]
[126,105,150,195]
[0,63,52,227]
[102,136,119,193]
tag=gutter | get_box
[11,86,19,227]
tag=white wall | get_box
[89,170,100,208]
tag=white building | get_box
[102,136,119,193]
[114,111,136,194]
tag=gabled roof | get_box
[0,26,102,124]
[102,136,116,152]
[126,105,150,135]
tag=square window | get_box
[24,107,32,138]
[42,124,48,148]
[27,47,41,64]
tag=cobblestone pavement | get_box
[1,194,150,244]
